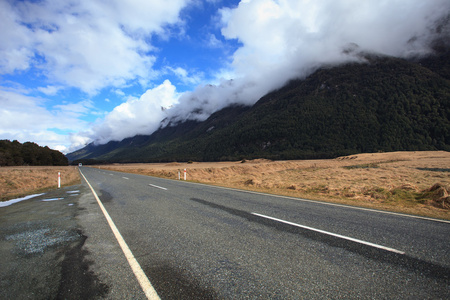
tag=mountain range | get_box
[67,50,450,164]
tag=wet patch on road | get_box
[144,261,218,300]
[99,189,113,203]
[41,197,65,202]
[0,185,110,299]
[57,230,109,299]
[0,193,45,207]
[67,190,80,197]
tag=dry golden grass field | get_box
[96,151,450,220]
[1,151,448,220]
[0,166,81,201]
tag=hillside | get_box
[0,140,68,166]
[67,53,450,163]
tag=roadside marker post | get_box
[184,168,186,181]
[58,172,61,188]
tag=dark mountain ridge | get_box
[67,52,450,164]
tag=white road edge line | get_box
[149,184,167,190]
[79,170,160,300]
[251,212,405,255]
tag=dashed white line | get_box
[251,212,405,255]
[79,169,160,300]
[149,184,167,190]
[122,177,129,180]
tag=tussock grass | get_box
[97,151,450,220]
[0,166,81,201]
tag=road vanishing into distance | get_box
[1,166,449,299]
[76,167,450,299]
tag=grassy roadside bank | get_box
[0,166,81,201]
[2,152,448,220]
[96,151,450,220]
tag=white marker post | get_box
[184,168,186,181]
[58,172,61,188]
[178,170,181,180]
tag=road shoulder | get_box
[0,184,145,299]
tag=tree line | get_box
[0,140,68,166]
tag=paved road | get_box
[78,166,449,299]
[1,167,449,299]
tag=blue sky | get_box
[1,0,448,153]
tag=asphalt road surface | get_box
[1,166,449,299]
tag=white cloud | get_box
[207,34,222,48]
[0,0,191,94]
[37,85,64,96]
[166,66,204,86]
[114,89,125,97]
[0,89,92,152]
[5,0,447,152]
[166,0,449,128]
[53,99,95,119]
[220,0,450,82]
[72,0,450,150]
[76,80,181,145]
[169,0,450,123]
[0,1,34,73]
[166,78,263,124]
[0,0,193,152]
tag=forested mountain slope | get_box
[67,53,450,163]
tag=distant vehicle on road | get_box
[78,163,82,167]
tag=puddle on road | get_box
[1,189,81,208]
[41,198,64,202]
[0,193,46,208]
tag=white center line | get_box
[122,177,129,180]
[79,169,160,300]
[149,184,167,190]
[251,212,405,255]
